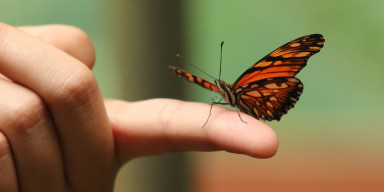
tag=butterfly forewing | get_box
[232,34,324,89]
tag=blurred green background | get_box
[1,1,383,191]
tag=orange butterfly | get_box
[169,34,325,121]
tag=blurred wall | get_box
[110,2,190,192]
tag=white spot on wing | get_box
[270,96,278,101]
[290,42,301,47]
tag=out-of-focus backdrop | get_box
[2,1,383,191]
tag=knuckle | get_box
[0,92,46,132]
[51,68,97,108]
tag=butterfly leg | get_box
[212,99,247,124]
[201,102,215,128]
[236,108,247,124]
[202,101,248,128]
[202,100,226,128]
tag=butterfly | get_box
[169,34,324,121]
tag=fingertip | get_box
[206,110,279,158]
[247,122,279,158]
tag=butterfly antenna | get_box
[176,54,216,80]
[219,41,224,80]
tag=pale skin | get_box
[0,23,279,192]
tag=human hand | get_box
[0,23,278,192]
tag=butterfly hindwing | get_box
[235,77,303,121]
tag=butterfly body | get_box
[170,34,324,121]
[214,79,235,107]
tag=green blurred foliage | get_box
[182,0,384,131]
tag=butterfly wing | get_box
[169,34,324,121]
[232,34,324,120]
[232,34,324,88]
[235,77,303,120]
[169,66,219,92]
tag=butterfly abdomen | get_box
[169,66,219,92]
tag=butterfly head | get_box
[214,80,236,107]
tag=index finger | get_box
[105,98,279,164]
